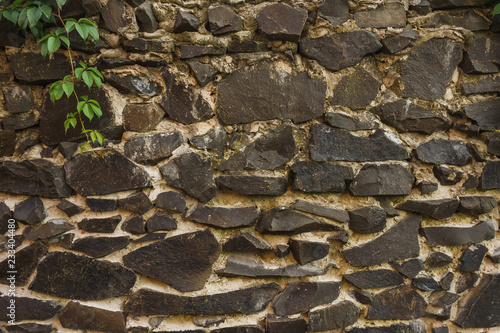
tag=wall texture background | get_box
[0,0,500,332]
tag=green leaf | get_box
[90,103,102,117]
[55,0,67,9]
[88,67,103,80]
[494,4,500,16]
[82,70,92,89]
[18,7,28,29]
[27,6,40,28]
[74,22,89,40]
[65,19,76,33]
[55,27,65,35]
[90,131,96,143]
[49,83,64,104]
[62,81,74,98]
[77,100,86,112]
[64,119,70,134]
[74,67,84,78]
[81,95,89,101]
[59,36,70,47]
[63,74,73,81]
[91,73,102,89]
[87,26,99,41]
[70,117,77,128]
[41,41,48,58]
[47,36,60,53]
[38,33,52,43]
[94,131,105,146]
[29,22,43,38]
[2,11,15,23]
[40,5,52,19]
[83,104,94,121]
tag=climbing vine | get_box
[0,0,105,152]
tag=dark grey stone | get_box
[123,38,174,53]
[133,233,167,243]
[291,200,349,223]
[481,160,500,189]
[350,164,414,196]
[343,215,421,267]
[428,0,488,8]
[421,219,497,246]
[416,139,471,166]
[211,326,263,333]
[289,239,330,265]
[317,0,349,26]
[223,232,272,252]
[429,290,459,308]
[465,99,500,131]
[354,3,406,28]
[300,31,382,72]
[105,72,162,97]
[330,67,381,110]
[345,321,426,333]
[8,52,72,84]
[188,62,218,87]
[350,290,373,305]
[125,131,183,165]
[78,215,122,233]
[348,206,387,234]
[118,191,153,214]
[146,211,177,232]
[328,230,350,244]
[458,244,488,272]
[2,111,37,130]
[3,86,33,114]
[184,205,260,229]
[266,315,307,333]
[419,181,438,195]
[462,75,500,95]
[275,244,290,258]
[458,196,497,216]
[440,272,455,290]
[456,272,479,293]
[460,34,500,74]
[194,317,226,328]
[377,198,400,217]
[123,103,165,132]
[433,165,463,185]
[367,285,427,320]
[59,301,126,333]
[396,198,459,220]
[398,38,463,100]
[125,283,281,315]
[325,112,377,131]
[173,11,200,33]
[390,258,423,279]
[86,198,117,212]
[413,275,440,291]
[190,126,227,155]
[155,191,186,213]
[433,325,449,333]
[422,11,490,31]
[16,129,39,156]
[65,150,152,196]
[309,300,360,331]
[464,176,479,190]
[0,130,16,157]
[23,219,74,240]
[217,175,287,196]
[71,236,130,258]
[424,252,453,269]
[487,132,500,157]
[179,45,227,59]
[57,142,78,160]
[0,242,48,286]
[3,324,52,333]
[256,3,307,42]
[291,161,353,193]
[488,248,500,263]
[208,5,243,35]
[227,40,269,53]
[0,296,61,322]
[100,0,127,33]
[13,197,46,225]
[380,28,418,54]
[344,269,404,289]
[121,215,145,235]
[0,201,14,234]
[136,2,158,33]
[217,63,326,125]
[0,20,24,48]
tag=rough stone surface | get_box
[458,196,497,216]
[300,31,382,72]
[3,86,34,114]
[208,6,243,35]
[421,219,497,246]
[174,11,200,33]
[291,162,354,193]
[125,283,281,315]
[463,99,500,131]
[65,150,152,196]
[105,72,161,97]
[428,0,489,7]
[0,296,61,322]
[289,239,330,265]
[217,63,326,125]
[380,28,418,54]
[345,322,426,333]
[317,0,349,26]
[348,206,387,234]
[185,205,260,229]
[354,3,406,28]
[100,0,127,33]
[462,75,500,95]
[457,244,488,272]
[123,103,165,132]
[433,165,463,185]
[211,326,263,333]
[309,300,360,331]
[56,199,84,217]
[0,242,48,286]
[266,315,307,333]
[118,191,153,214]
[487,132,500,157]
[424,252,453,269]
[23,219,74,240]
[223,232,272,252]
[121,215,146,235]
[59,301,126,333]
[271,281,341,316]
[180,45,227,59]
[86,198,118,212]
[460,35,500,74]
[481,160,500,189]
[0,130,16,157]
[344,269,404,289]
[8,52,73,84]
[13,196,46,225]
[325,112,377,131]
[390,259,423,279]
[217,175,287,196]
[367,285,427,320]
[310,124,409,162]
[343,215,421,267]
[330,67,381,110]
[155,191,186,213]
[416,139,471,166]
[396,198,459,220]
[413,275,440,291]
[146,211,177,232]
[423,11,490,31]
[350,164,414,196]
[125,131,183,165]
[291,200,349,223]
[3,323,52,333]
[78,215,122,233]
[188,62,218,87]
[136,2,158,33]
[256,3,307,42]
[71,236,130,258]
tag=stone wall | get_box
[0,0,500,332]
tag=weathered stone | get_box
[396,198,459,220]
[371,100,451,134]
[228,40,269,53]
[13,197,46,225]
[0,242,48,285]
[272,281,341,316]
[456,272,479,293]
[424,252,453,269]
[98,57,169,70]
[310,124,409,162]
[208,5,243,35]
[217,255,329,278]
[78,215,122,233]
[325,112,377,131]
[256,3,307,42]
[2,111,38,130]
[3,324,52,333]
[123,103,165,132]
[391,259,423,279]
[0,296,61,322]
[429,290,459,309]
[211,326,263,333]
[454,274,500,328]
[416,139,471,166]
[419,181,438,194]
[180,45,227,59]
[117,192,153,215]
[422,11,490,31]
[275,244,290,258]
[398,38,463,100]
[345,322,426,333]
[413,275,440,291]
[3,86,33,114]
[344,269,404,289]
[464,99,500,131]
[421,219,497,246]
[380,28,418,54]
[462,75,500,95]
[188,62,218,87]
[67,30,109,54]
[121,215,145,235]
[266,315,307,333]
[217,175,287,196]
[458,196,497,216]
[458,244,488,272]
[8,52,73,84]
[56,199,84,218]
[190,126,227,156]
[0,130,16,157]
[59,301,126,333]
[460,35,500,74]
[433,165,463,185]
[65,150,152,196]
[317,0,349,26]
[194,317,226,328]
[71,236,130,258]
[348,206,387,234]
[100,0,127,33]
[217,63,326,125]
[47,233,73,249]
[257,206,342,235]
[343,215,421,267]
[185,205,260,229]
[86,198,117,212]
[0,201,14,234]
[105,72,161,97]
[161,69,213,124]
[125,283,280,315]
[289,239,330,265]
[481,160,500,189]
[134,233,167,243]
[300,31,382,72]
[155,191,186,213]
[432,325,449,333]
[136,2,158,33]
[330,67,381,110]
[23,219,74,240]
[123,230,220,291]
[487,132,500,157]
[0,159,72,198]
[309,300,360,332]
[223,232,272,252]
[354,3,406,28]
[291,162,353,193]
[350,164,414,196]
[174,11,200,33]
[16,129,39,157]
[291,200,349,223]
[428,0,488,7]
[146,211,177,232]
[0,20,24,47]
[328,230,350,244]
[441,272,455,291]
[367,285,427,320]
[351,289,373,305]
[376,198,400,217]
[488,248,500,263]
[123,38,174,53]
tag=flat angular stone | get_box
[217,63,326,125]
[325,112,377,131]
[354,3,406,28]
[488,248,500,263]
[380,28,418,54]
[100,0,127,33]
[289,239,330,265]
[180,45,227,59]
[330,67,381,110]
[217,175,287,196]
[0,130,16,157]
[228,40,269,53]
[441,271,456,290]
[300,31,382,72]
[396,198,459,220]
[188,62,218,87]
[344,269,404,289]
[211,326,263,333]
[0,20,24,47]
[105,72,162,97]
[2,111,38,130]
[223,232,272,252]
[0,296,61,321]
[256,3,307,42]
[3,86,34,113]
[421,219,497,246]
[272,281,341,316]
[462,75,500,95]
[56,199,84,217]
[3,324,52,333]
[146,211,177,232]
[275,244,290,258]
[136,2,158,33]
[309,300,360,331]
[416,139,471,166]
[123,103,165,132]
[454,274,500,328]
[413,275,440,291]
[464,99,500,130]
[123,38,174,53]
[123,230,221,292]
[391,259,423,279]
[428,0,488,7]
[398,38,463,100]
[257,206,342,235]
[429,290,459,308]
[156,191,186,213]
[458,196,497,216]
[461,35,500,74]
[423,11,490,31]
[118,191,153,214]
[57,142,78,161]
[184,205,260,229]
[367,285,427,320]
[71,236,130,258]
[351,290,372,305]
[310,124,409,162]
[456,272,479,293]
[23,218,74,240]
[458,244,487,272]
[371,100,450,134]
[318,0,349,26]
[424,252,453,269]
[29,251,136,300]
[125,283,281,315]
[190,126,227,154]
[487,132,500,156]
[350,164,414,196]
[174,11,200,33]
[0,242,48,286]
[328,230,350,244]
[13,197,46,225]
[0,201,14,234]
[217,255,329,278]
[8,52,73,84]
[433,165,463,185]
[78,215,122,233]
[59,301,126,333]
[348,206,387,234]
[481,160,500,189]
[121,215,145,235]
[345,322,426,333]
[161,69,213,124]
[343,215,421,267]
[86,198,117,212]
[291,162,353,193]
[432,325,449,333]
[134,233,167,243]
[208,5,243,35]
[266,315,307,333]
[0,159,72,198]
[291,200,349,223]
